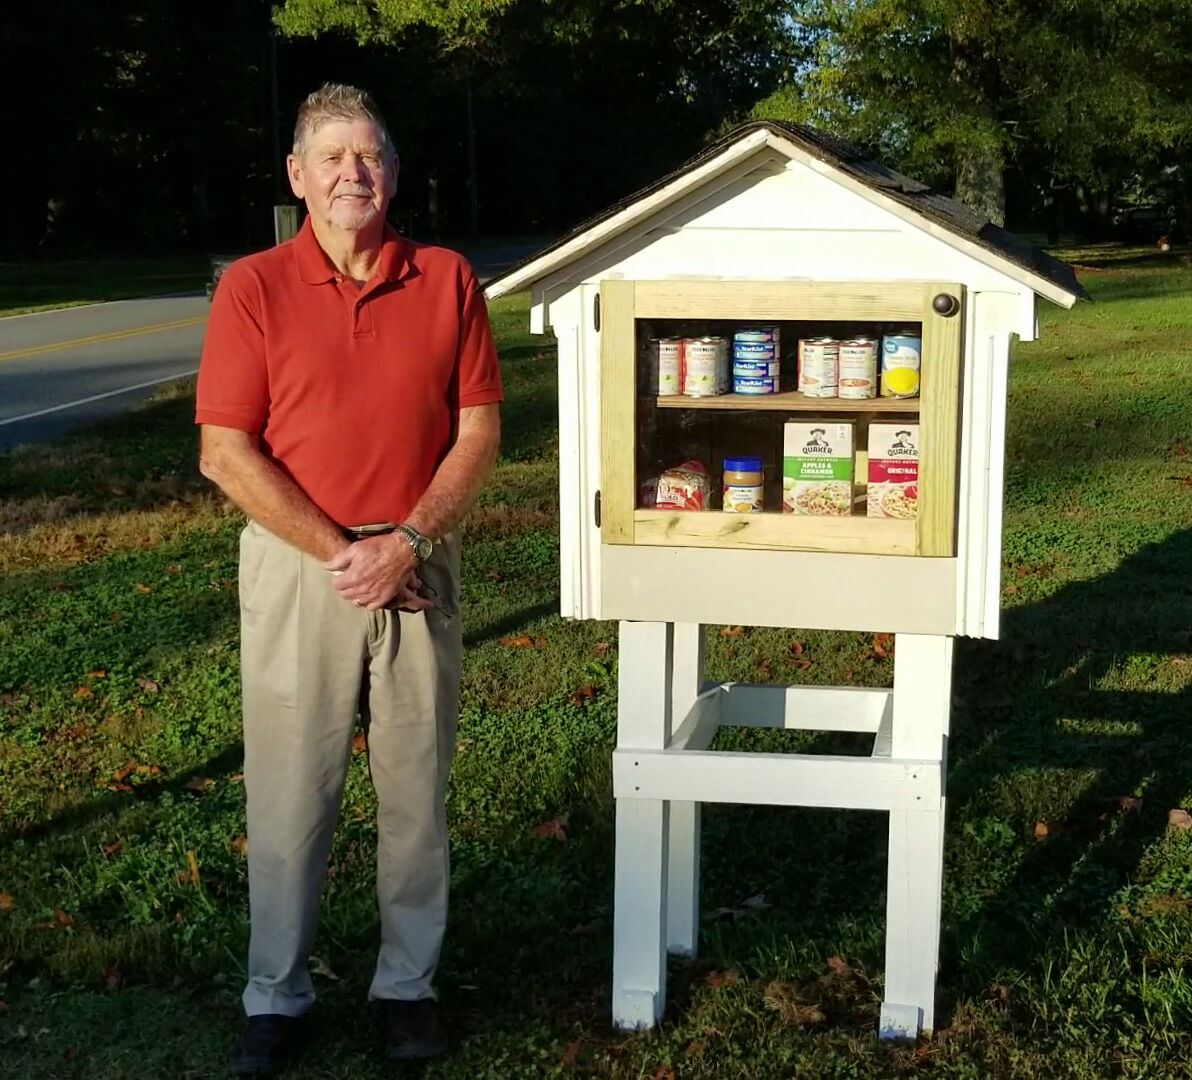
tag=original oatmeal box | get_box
[867,423,919,519]
[782,421,855,516]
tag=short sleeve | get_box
[195,264,269,432]
[455,273,504,409]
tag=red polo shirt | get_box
[195,218,503,526]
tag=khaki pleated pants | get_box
[237,521,462,1017]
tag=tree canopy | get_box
[754,0,1192,229]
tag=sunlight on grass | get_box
[3,266,1192,1076]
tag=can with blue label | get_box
[733,341,778,362]
[733,375,779,395]
[733,360,780,379]
[734,325,780,345]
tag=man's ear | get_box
[286,153,305,200]
[385,153,400,198]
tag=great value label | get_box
[782,421,855,516]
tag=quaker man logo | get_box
[804,427,833,453]
[888,429,917,455]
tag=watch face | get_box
[416,537,433,561]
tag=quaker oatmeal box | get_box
[782,422,855,515]
[867,423,919,519]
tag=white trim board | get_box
[485,130,1079,309]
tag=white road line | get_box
[0,369,198,427]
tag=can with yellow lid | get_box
[880,331,921,398]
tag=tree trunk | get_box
[955,143,1005,226]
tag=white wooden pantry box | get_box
[484,120,1084,1040]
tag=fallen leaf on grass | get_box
[352,805,368,822]
[85,670,106,680]
[763,980,826,1025]
[182,776,214,792]
[791,659,812,671]
[650,1068,676,1080]
[569,684,597,705]
[103,965,122,991]
[1140,893,1189,917]
[112,760,138,783]
[722,625,744,637]
[137,677,159,694]
[108,612,122,624]
[229,772,244,782]
[309,955,340,981]
[73,685,92,699]
[873,633,894,659]
[1115,796,1143,813]
[177,850,199,886]
[1034,821,1054,841]
[135,583,153,594]
[166,564,181,574]
[593,641,611,655]
[561,1038,585,1067]
[499,634,535,648]
[0,893,14,911]
[230,835,248,856]
[790,641,804,658]
[703,969,739,988]
[531,819,567,842]
[455,737,474,753]
[1083,418,1100,429]
[352,733,367,754]
[35,907,74,930]
[1168,809,1192,829]
[101,841,122,858]
[826,955,850,975]
[1003,584,1019,596]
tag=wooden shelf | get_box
[633,509,917,555]
[655,392,920,413]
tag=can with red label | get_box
[837,336,878,399]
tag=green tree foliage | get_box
[274,0,517,47]
[755,0,1192,229]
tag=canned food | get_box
[838,336,878,399]
[734,326,780,345]
[733,341,777,361]
[880,331,921,398]
[733,375,778,395]
[682,337,729,397]
[732,360,780,379]
[647,337,683,396]
[798,337,838,398]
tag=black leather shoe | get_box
[379,998,447,1060]
[229,1014,301,1075]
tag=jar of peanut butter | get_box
[722,456,764,513]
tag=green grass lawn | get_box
[0,258,212,317]
[1,260,1192,1077]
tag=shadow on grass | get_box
[940,526,1192,1005]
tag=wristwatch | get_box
[395,523,434,563]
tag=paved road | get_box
[0,294,209,451]
[0,240,544,453]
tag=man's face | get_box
[287,118,397,234]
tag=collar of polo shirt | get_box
[292,217,410,287]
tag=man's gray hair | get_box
[293,83,396,156]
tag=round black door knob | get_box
[932,293,960,317]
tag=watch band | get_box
[395,523,433,562]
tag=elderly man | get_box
[196,83,502,1073]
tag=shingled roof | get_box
[484,119,1087,304]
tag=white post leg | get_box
[612,621,672,1030]
[880,634,953,1041]
[667,623,704,957]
